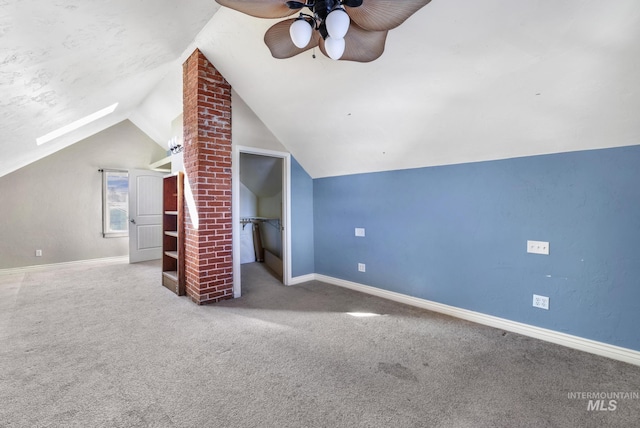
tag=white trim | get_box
[232,147,241,297]
[233,146,292,298]
[288,273,317,285]
[0,256,129,276]
[148,156,171,171]
[284,154,292,286]
[315,274,640,367]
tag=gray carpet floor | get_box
[1,259,639,428]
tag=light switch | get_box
[527,240,549,255]
[355,228,365,237]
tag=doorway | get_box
[233,146,291,298]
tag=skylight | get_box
[36,103,119,145]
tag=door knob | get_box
[130,218,136,224]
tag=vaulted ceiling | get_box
[2,0,639,179]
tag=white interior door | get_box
[128,169,166,263]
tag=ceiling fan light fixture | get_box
[290,17,313,48]
[325,7,349,39]
[324,36,345,60]
[216,0,432,62]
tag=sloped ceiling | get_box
[2,0,639,179]
[199,0,640,178]
[240,153,282,198]
[0,0,218,177]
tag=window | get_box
[102,169,129,237]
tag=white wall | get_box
[233,90,288,274]
[258,191,281,219]
[232,90,287,152]
[240,182,258,218]
[239,182,257,264]
[0,120,167,269]
[170,113,184,174]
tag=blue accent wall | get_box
[313,145,640,351]
[290,156,315,277]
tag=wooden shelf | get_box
[162,172,185,296]
[165,250,178,259]
[162,271,178,281]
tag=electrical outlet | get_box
[533,294,549,310]
[35,249,42,257]
[355,228,365,237]
[358,263,366,272]
[527,240,549,255]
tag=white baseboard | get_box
[314,274,640,367]
[0,256,129,275]
[288,273,317,286]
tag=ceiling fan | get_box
[215,0,432,62]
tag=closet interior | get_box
[239,153,283,280]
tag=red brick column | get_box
[182,49,233,304]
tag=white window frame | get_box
[101,169,129,238]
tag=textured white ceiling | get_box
[2,0,639,179]
[0,0,218,177]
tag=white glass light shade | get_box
[326,8,350,39]
[290,19,313,48]
[324,36,345,60]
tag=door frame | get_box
[232,146,292,297]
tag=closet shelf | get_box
[240,217,281,230]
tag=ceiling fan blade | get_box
[318,22,387,62]
[346,0,432,31]
[215,0,297,19]
[285,1,306,9]
[264,19,320,59]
